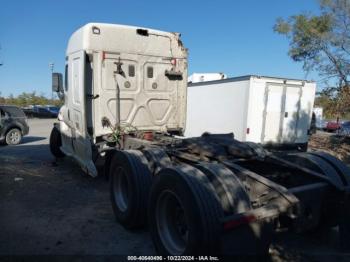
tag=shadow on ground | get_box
[0,143,154,255]
[0,136,46,147]
[21,136,46,144]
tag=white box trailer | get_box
[185,75,316,149]
[188,72,227,83]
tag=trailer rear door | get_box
[281,86,301,142]
[262,84,284,143]
[262,83,301,143]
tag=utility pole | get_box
[49,62,54,101]
[0,44,3,66]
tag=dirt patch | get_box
[0,153,154,255]
[309,133,350,164]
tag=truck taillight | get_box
[246,128,250,134]
[223,214,256,231]
[171,58,177,66]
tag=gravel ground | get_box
[0,119,350,260]
[0,119,154,256]
[309,131,350,165]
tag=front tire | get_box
[49,126,65,158]
[5,128,22,145]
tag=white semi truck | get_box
[51,23,350,256]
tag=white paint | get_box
[188,73,227,83]
[58,23,187,176]
[313,107,323,129]
[185,76,316,145]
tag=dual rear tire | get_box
[109,150,257,255]
[109,150,152,228]
[148,165,224,255]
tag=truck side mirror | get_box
[52,73,63,92]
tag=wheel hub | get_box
[156,190,188,255]
[9,130,20,144]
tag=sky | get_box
[0,0,321,97]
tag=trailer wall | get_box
[185,79,249,139]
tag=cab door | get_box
[68,51,96,176]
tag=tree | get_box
[0,92,63,107]
[274,0,350,88]
[0,92,5,104]
[274,0,350,118]
[315,89,338,118]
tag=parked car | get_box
[338,121,350,136]
[46,106,59,117]
[325,120,341,132]
[321,120,328,130]
[22,105,35,118]
[0,105,29,145]
[32,105,59,118]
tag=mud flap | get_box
[339,193,350,251]
[220,220,274,255]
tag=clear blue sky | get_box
[0,0,321,97]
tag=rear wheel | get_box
[49,126,65,158]
[305,151,350,250]
[110,150,152,229]
[5,128,22,145]
[284,152,346,229]
[195,163,251,215]
[142,148,172,175]
[149,165,224,255]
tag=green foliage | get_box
[315,86,350,118]
[101,116,138,143]
[108,123,138,143]
[274,0,350,88]
[315,92,337,118]
[275,0,350,118]
[0,92,63,107]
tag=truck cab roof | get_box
[67,23,186,58]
